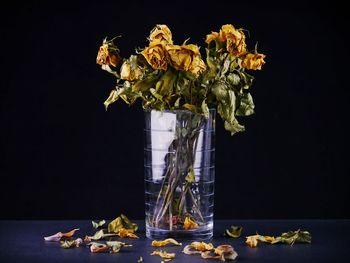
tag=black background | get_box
[0,0,349,220]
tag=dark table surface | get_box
[0,219,349,262]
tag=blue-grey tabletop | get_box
[0,220,349,262]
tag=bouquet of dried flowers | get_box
[96,24,266,231]
[96,24,265,135]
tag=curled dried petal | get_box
[44,232,63,242]
[150,250,176,259]
[117,228,139,238]
[183,245,202,255]
[89,242,110,253]
[191,241,214,251]
[61,228,80,238]
[215,244,238,261]
[183,217,199,230]
[152,238,182,247]
[246,235,260,248]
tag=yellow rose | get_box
[205,24,247,56]
[96,40,120,67]
[141,42,168,71]
[205,31,220,44]
[149,24,173,45]
[120,61,143,81]
[166,44,206,77]
[241,53,266,70]
[220,24,246,56]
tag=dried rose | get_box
[166,44,206,77]
[149,24,173,45]
[183,216,199,230]
[120,60,143,81]
[141,41,169,71]
[96,38,120,67]
[241,53,266,70]
[206,24,247,57]
[152,238,182,247]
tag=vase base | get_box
[146,222,213,240]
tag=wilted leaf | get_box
[108,217,124,233]
[227,73,240,86]
[84,229,117,242]
[225,226,243,238]
[120,214,138,231]
[236,93,255,116]
[60,238,83,249]
[271,230,312,245]
[152,238,182,247]
[106,241,132,253]
[246,229,312,247]
[183,217,199,230]
[92,220,106,229]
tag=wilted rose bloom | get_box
[96,42,120,67]
[205,24,247,57]
[149,24,173,45]
[141,41,168,70]
[220,24,246,56]
[166,44,206,77]
[241,53,266,70]
[120,61,143,81]
[205,31,220,44]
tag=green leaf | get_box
[225,226,243,238]
[271,230,312,245]
[201,100,210,118]
[92,220,106,229]
[236,93,255,116]
[155,68,177,96]
[211,81,228,101]
[227,73,240,86]
[185,166,195,183]
[217,90,245,135]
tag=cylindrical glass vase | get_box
[144,109,215,239]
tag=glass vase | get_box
[144,109,215,239]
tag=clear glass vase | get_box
[144,109,215,239]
